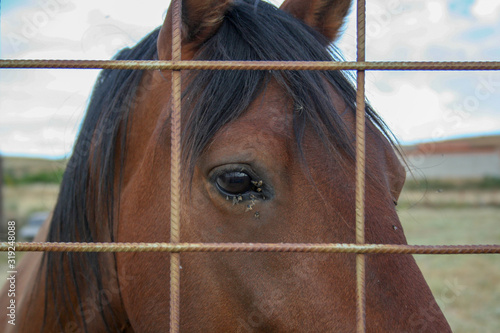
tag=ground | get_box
[398,204,500,333]
[1,180,499,331]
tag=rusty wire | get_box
[1,242,500,254]
[1,59,500,71]
[355,1,367,331]
[170,0,182,331]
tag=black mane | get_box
[42,28,159,332]
[42,0,394,331]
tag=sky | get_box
[1,0,499,159]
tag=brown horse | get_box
[0,0,451,331]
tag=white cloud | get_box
[366,73,452,141]
[427,1,445,23]
[337,0,500,144]
[1,0,167,158]
[0,68,93,158]
[471,0,500,23]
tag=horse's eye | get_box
[216,171,252,195]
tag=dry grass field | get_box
[1,165,499,331]
[398,204,500,333]
[3,184,59,227]
[2,157,66,179]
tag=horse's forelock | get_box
[181,0,396,178]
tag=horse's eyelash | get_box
[210,165,259,182]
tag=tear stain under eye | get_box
[251,180,263,187]
[245,195,257,212]
[226,179,266,207]
[232,195,243,205]
[252,179,264,193]
[245,204,253,212]
[253,180,263,189]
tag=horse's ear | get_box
[158,0,234,60]
[280,0,352,42]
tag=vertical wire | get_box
[170,0,182,332]
[355,0,367,332]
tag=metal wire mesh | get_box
[1,242,499,254]
[1,59,500,70]
[170,0,182,330]
[1,0,499,332]
[355,1,367,330]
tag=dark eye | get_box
[216,171,252,195]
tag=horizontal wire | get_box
[1,60,500,71]
[1,242,499,254]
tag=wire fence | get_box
[1,0,500,332]
[1,59,500,70]
[1,242,499,254]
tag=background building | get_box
[403,135,500,180]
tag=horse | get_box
[0,0,451,331]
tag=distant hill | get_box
[457,135,500,148]
[1,156,67,185]
[402,135,500,154]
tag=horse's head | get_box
[112,0,451,331]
